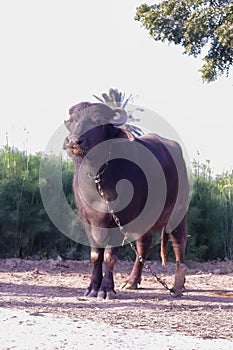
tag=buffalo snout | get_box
[63,135,84,149]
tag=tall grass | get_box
[0,146,232,261]
[0,146,88,259]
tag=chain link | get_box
[95,173,173,293]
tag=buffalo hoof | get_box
[171,262,187,297]
[106,291,116,300]
[84,289,98,298]
[120,281,138,290]
[97,290,116,300]
[170,288,183,298]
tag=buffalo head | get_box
[63,102,130,158]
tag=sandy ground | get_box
[0,258,233,349]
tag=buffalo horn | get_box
[111,109,127,126]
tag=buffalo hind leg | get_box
[97,247,118,300]
[84,247,104,297]
[121,231,152,290]
[169,217,187,296]
[161,226,170,266]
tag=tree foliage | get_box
[135,0,233,82]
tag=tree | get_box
[135,0,233,82]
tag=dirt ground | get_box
[0,258,233,349]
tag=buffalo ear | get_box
[119,129,135,141]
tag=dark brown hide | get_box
[64,102,189,298]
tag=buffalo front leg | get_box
[170,217,187,296]
[97,246,118,300]
[121,232,152,290]
[84,247,104,297]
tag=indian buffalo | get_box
[63,102,189,299]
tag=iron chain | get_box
[95,173,173,293]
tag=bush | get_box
[0,147,232,261]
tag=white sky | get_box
[0,0,232,174]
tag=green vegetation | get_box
[135,0,233,82]
[0,147,232,261]
[186,160,233,260]
[0,147,88,260]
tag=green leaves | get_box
[0,146,232,260]
[0,147,80,258]
[135,0,233,82]
[187,160,233,260]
